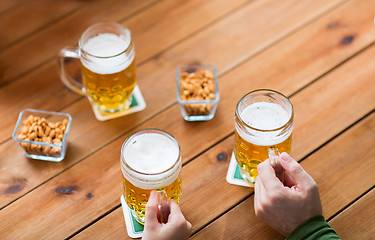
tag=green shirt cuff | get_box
[287,215,340,240]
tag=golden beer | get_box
[122,174,181,223]
[81,31,136,114]
[234,90,293,186]
[81,59,136,113]
[120,129,182,224]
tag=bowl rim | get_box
[12,108,72,148]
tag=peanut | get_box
[179,69,216,116]
[17,114,68,157]
[49,130,56,139]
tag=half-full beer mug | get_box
[234,89,294,186]
[59,21,136,114]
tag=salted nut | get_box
[17,115,68,157]
[180,69,216,116]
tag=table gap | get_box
[66,203,122,240]
[0,6,83,52]
[289,40,375,99]
[328,184,375,222]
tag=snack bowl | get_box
[176,64,219,121]
[12,109,72,162]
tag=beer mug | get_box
[120,129,182,224]
[59,21,136,114]
[234,89,294,186]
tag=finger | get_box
[257,159,284,191]
[169,200,192,232]
[186,219,192,230]
[145,190,159,226]
[279,152,314,186]
[282,171,296,187]
[168,199,187,222]
[158,198,171,224]
[254,176,261,214]
[169,199,182,216]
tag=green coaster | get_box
[226,152,252,187]
[121,195,143,238]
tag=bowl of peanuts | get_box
[176,64,219,121]
[12,109,72,162]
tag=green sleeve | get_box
[286,215,340,240]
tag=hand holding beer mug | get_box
[234,89,293,186]
[120,129,182,224]
[59,21,136,114]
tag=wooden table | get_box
[1,0,374,239]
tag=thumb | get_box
[279,152,314,187]
[144,190,159,226]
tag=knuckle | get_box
[288,163,304,175]
[305,180,318,193]
[267,192,280,206]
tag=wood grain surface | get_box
[0,0,374,239]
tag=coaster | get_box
[121,195,144,238]
[91,85,146,121]
[226,152,251,187]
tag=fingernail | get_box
[280,152,290,161]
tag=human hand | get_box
[142,190,192,240]
[254,152,322,236]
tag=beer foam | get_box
[237,102,292,146]
[121,133,181,189]
[81,33,134,74]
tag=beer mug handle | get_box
[157,190,170,224]
[268,148,285,184]
[58,47,85,96]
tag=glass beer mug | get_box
[120,129,182,224]
[59,21,136,114]
[234,89,294,186]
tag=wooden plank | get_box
[330,188,375,239]
[190,112,375,239]
[0,0,249,143]
[0,0,83,50]
[122,0,251,65]
[0,0,19,14]
[0,0,248,87]
[0,0,354,212]
[225,0,374,97]
[73,208,129,239]
[2,20,375,240]
[0,0,157,87]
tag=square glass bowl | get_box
[12,109,72,162]
[176,64,219,121]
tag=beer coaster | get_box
[91,85,146,121]
[226,152,252,187]
[120,195,144,238]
